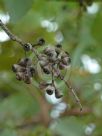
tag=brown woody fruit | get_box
[46,89,53,95]
[16,72,24,81]
[23,43,32,51]
[44,46,57,62]
[59,51,71,70]
[42,66,51,74]
[56,44,62,48]
[18,58,32,67]
[45,85,55,95]
[23,75,31,84]
[12,64,26,72]
[59,62,66,70]
[12,57,34,84]
[55,89,63,98]
[38,54,48,67]
[37,38,45,46]
[29,67,35,77]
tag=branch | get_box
[61,107,92,117]
[0,20,25,46]
[0,19,40,59]
[59,74,83,111]
[14,107,92,129]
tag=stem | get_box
[32,47,39,60]
[0,19,40,60]
[51,65,54,85]
[59,74,83,111]
[0,19,25,46]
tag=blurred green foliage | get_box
[0,0,102,136]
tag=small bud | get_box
[38,54,47,60]
[45,85,62,104]
[62,56,71,66]
[12,64,17,72]
[56,44,62,48]
[12,64,26,72]
[42,67,50,74]
[29,67,35,77]
[55,89,63,98]
[18,58,32,67]
[44,47,55,56]
[23,43,32,51]
[55,48,61,56]
[44,47,57,62]
[45,85,55,95]
[46,89,53,95]
[64,51,70,56]
[39,82,50,89]
[47,52,53,57]
[16,72,24,81]
[39,54,48,67]
[39,60,48,67]
[37,38,45,46]
[24,75,31,84]
[59,62,66,70]
[53,68,60,77]
[60,51,71,67]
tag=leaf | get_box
[0,92,40,124]
[3,0,33,23]
[54,117,85,136]
[91,12,102,44]
[1,129,17,136]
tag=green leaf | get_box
[1,129,17,136]
[91,12,102,44]
[0,92,39,124]
[54,117,85,136]
[3,0,33,23]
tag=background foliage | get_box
[0,0,102,136]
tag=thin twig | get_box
[32,47,39,60]
[0,19,25,46]
[51,64,54,85]
[61,107,91,117]
[0,19,40,60]
[53,66,82,111]
[59,74,83,111]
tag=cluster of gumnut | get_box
[12,38,71,100]
[38,44,71,75]
[12,58,35,84]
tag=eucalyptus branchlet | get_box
[0,19,82,111]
